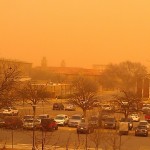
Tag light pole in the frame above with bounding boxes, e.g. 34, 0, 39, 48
32, 104, 36, 150
119, 132, 122, 150
85, 133, 88, 150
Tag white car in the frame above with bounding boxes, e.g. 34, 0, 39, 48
23, 115, 33, 122
65, 104, 76, 111
142, 106, 150, 113
101, 104, 112, 111
129, 114, 140, 122
0, 107, 19, 116
23, 119, 41, 129
54, 114, 69, 126
138, 120, 150, 130
68, 114, 85, 127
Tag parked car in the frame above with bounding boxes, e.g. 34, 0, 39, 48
138, 120, 150, 130
93, 100, 100, 107
0, 107, 19, 116
53, 103, 64, 110
101, 104, 114, 111
135, 125, 148, 137
65, 104, 76, 111
23, 119, 41, 130
54, 114, 69, 126
129, 113, 140, 122
101, 113, 111, 121
37, 114, 49, 123
77, 122, 94, 134
103, 117, 117, 129
120, 118, 133, 130
23, 115, 34, 122
142, 106, 150, 114
4, 116, 23, 129
88, 115, 100, 128
119, 121, 129, 135
68, 114, 85, 127
145, 113, 150, 122
0, 118, 5, 127
41, 118, 58, 131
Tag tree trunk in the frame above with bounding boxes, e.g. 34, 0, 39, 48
83, 109, 86, 118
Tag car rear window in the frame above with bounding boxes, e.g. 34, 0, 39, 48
55, 116, 64, 120
71, 116, 81, 120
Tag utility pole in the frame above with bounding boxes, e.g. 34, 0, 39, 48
85, 133, 88, 150
32, 104, 36, 150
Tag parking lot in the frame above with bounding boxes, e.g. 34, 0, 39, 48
0, 100, 149, 150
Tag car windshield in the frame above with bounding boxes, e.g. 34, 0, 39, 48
105, 118, 115, 121
131, 114, 138, 116
25, 120, 33, 123
67, 105, 73, 107
103, 105, 110, 107
89, 117, 98, 121
24, 116, 33, 119
71, 116, 81, 120
55, 116, 64, 120
138, 126, 147, 129
139, 122, 148, 125
121, 118, 132, 122
79, 122, 88, 127
54, 103, 58, 106
37, 115, 48, 119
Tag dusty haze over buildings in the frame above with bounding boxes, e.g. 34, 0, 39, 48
0, 0, 150, 68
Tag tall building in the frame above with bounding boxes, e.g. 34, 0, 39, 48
60, 60, 66, 67
41, 57, 47, 69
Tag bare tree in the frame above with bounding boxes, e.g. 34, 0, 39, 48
113, 90, 142, 119
19, 82, 51, 150
0, 62, 21, 108
69, 75, 99, 117
100, 61, 147, 91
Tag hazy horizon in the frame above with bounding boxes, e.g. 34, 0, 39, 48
0, 0, 150, 68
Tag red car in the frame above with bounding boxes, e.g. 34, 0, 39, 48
41, 118, 58, 131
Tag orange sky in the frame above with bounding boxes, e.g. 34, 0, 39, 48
0, 0, 150, 68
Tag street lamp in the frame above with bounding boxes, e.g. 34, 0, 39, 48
32, 104, 37, 150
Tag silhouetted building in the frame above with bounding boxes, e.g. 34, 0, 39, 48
41, 57, 47, 69
60, 60, 66, 67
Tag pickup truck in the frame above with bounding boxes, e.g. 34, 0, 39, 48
0, 107, 19, 116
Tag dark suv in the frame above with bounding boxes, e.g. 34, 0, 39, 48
77, 122, 94, 134
53, 103, 64, 110
103, 117, 117, 129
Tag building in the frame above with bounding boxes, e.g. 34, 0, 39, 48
0, 58, 32, 80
